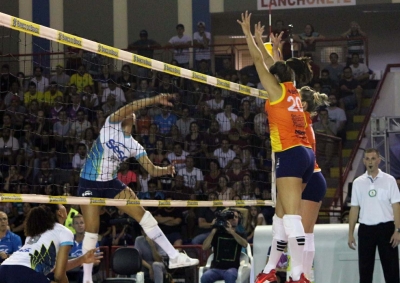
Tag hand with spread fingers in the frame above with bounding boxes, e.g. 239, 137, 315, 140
237, 11, 253, 37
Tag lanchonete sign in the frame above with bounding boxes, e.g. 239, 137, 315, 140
258, 0, 356, 10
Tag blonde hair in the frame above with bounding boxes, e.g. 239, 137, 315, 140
299, 86, 329, 112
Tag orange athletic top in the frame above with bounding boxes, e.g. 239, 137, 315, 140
304, 111, 321, 172
265, 82, 311, 152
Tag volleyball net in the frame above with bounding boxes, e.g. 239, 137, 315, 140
0, 12, 274, 207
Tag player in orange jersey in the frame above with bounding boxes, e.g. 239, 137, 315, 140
238, 11, 317, 283
298, 86, 329, 281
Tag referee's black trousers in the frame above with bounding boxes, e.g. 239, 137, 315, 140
358, 222, 399, 283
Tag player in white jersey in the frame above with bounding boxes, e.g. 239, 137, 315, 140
0, 205, 73, 283
77, 93, 199, 283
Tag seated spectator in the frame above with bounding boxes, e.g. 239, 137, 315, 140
4, 96, 26, 131
216, 102, 237, 134
92, 109, 106, 136
0, 127, 19, 171
149, 139, 167, 166
153, 197, 183, 246
66, 90, 87, 122
327, 94, 347, 142
233, 144, 256, 171
157, 74, 179, 94
96, 64, 115, 95
324, 52, 344, 87
228, 128, 248, 149
3, 165, 24, 193
141, 123, 160, 154
177, 155, 204, 194
135, 78, 154, 100
184, 121, 203, 162
167, 142, 188, 172
171, 175, 195, 200
68, 214, 100, 283
69, 64, 94, 93
349, 53, 370, 87
117, 161, 137, 190
176, 107, 194, 138
53, 110, 71, 164
339, 67, 363, 114
50, 64, 70, 92
136, 107, 152, 136
197, 59, 213, 76
164, 124, 184, 152
101, 79, 126, 105
24, 82, 44, 107
216, 175, 233, 201
319, 69, 336, 95
79, 127, 96, 151
134, 228, 168, 283
102, 93, 122, 117
98, 206, 113, 246
30, 66, 49, 93
154, 105, 178, 135
203, 159, 223, 193
341, 21, 367, 64
3, 81, 23, 107
70, 143, 87, 187
201, 209, 247, 283
0, 113, 16, 136
191, 192, 223, 245
158, 158, 173, 191
239, 100, 255, 131
216, 58, 238, 78
69, 109, 92, 144
241, 174, 257, 200
0, 211, 22, 263
0, 64, 18, 94
111, 209, 135, 246
206, 88, 225, 114
295, 23, 325, 54
226, 157, 250, 185
256, 138, 273, 184
213, 138, 235, 170
313, 107, 338, 172
44, 81, 63, 106
49, 96, 66, 124
33, 157, 56, 193
136, 166, 152, 194
205, 119, 224, 153
245, 206, 266, 243
9, 202, 31, 244
195, 102, 214, 132
81, 85, 99, 110
116, 64, 137, 103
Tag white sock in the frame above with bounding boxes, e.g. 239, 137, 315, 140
303, 233, 315, 279
82, 232, 98, 283
283, 215, 305, 281
139, 211, 179, 259
263, 215, 287, 274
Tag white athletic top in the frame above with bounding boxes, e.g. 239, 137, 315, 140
2, 223, 73, 275
351, 169, 400, 225
80, 117, 147, 181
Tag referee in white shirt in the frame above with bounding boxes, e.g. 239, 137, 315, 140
348, 148, 400, 283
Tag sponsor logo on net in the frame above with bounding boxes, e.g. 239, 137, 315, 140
164, 64, 181, 75
49, 196, 67, 204
90, 198, 106, 205
213, 200, 224, 206
0, 194, 23, 202
216, 79, 230, 89
159, 200, 171, 207
256, 199, 266, 206
11, 18, 40, 35
187, 200, 198, 207
126, 199, 141, 206
98, 44, 119, 58
235, 200, 246, 206
58, 32, 82, 47
133, 54, 152, 67
239, 84, 251, 95
192, 72, 207, 83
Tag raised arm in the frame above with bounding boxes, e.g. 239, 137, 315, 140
109, 93, 174, 123
237, 11, 281, 100
254, 22, 283, 68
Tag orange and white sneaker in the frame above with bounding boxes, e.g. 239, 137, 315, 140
255, 269, 278, 283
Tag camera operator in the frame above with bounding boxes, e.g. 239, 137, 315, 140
201, 209, 248, 283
